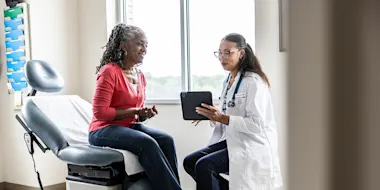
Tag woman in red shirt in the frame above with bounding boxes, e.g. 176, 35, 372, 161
88, 24, 181, 190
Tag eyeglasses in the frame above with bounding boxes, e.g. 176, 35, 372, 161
213, 49, 240, 58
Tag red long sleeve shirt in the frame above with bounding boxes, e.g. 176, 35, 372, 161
89, 63, 146, 132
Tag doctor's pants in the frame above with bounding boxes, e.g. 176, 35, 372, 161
89, 124, 181, 190
183, 140, 229, 190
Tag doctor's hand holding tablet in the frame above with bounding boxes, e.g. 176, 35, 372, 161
180, 91, 226, 125
190, 102, 222, 126
195, 103, 229, 125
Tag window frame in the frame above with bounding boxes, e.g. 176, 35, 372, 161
119, 0, 229, 105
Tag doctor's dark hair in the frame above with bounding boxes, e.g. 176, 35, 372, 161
96, 23, 145, 74
222, 33, 270, 87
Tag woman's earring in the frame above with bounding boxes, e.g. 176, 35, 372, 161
118, 51, 126, 60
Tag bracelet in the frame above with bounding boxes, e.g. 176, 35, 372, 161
136, 107, 148, 116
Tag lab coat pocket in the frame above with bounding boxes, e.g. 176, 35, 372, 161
227, 101, 245, 118
229, 147, 246, 163
233, 96, 246, 115
235, 97, 245, 106
246, 145, 274, 184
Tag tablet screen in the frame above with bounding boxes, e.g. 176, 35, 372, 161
180, 91, 213, 120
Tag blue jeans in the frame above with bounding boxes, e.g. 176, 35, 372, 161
89, 124, 181, 190
183, 140, 229, 190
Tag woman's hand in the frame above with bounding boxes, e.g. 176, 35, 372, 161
115, 106, 158, 121
137, 105, 158, 119
196, 103, 229, 125
151, 105, 158, 115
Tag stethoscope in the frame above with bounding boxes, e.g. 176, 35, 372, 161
219, 72, 244, 108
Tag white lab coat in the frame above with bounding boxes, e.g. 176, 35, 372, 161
209, 71, 283, 190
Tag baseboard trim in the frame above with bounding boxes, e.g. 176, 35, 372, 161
0, 182, 65, 190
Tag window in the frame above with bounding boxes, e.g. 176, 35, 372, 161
189, 0, 255, 99
127, 0, 182, 100
123, 0, 255, 102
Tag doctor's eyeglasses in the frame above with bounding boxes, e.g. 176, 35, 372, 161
214, 49, 240, 58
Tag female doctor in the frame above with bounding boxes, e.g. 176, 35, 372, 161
183, 33, 283, 190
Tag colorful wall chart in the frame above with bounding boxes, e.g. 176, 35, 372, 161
3, 2, 31, 107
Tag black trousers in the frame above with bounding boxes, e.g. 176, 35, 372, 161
183, 140, 229, 190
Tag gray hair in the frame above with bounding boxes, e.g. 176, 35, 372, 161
97, 23, 145, 73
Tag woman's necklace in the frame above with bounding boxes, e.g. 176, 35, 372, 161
123, 68, 138, 84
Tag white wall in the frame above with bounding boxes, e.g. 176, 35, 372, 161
28, 0, 80, 95
255, 1, 287, 189
0, 123, 3, 183
0, 137, 3, 183
0, 0, 79, 187
0, 0, 6, 183
78, 0, 108, 102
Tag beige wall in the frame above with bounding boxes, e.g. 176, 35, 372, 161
328, 0, 380, 189
287, 0, 331, 189
360, 2, 380, 189
0, 0, 288, 189
288, 0, 380, 189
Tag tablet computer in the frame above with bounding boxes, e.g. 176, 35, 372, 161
180, 91, 213, 120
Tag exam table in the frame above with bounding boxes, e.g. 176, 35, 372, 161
16, 60, 152, 190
